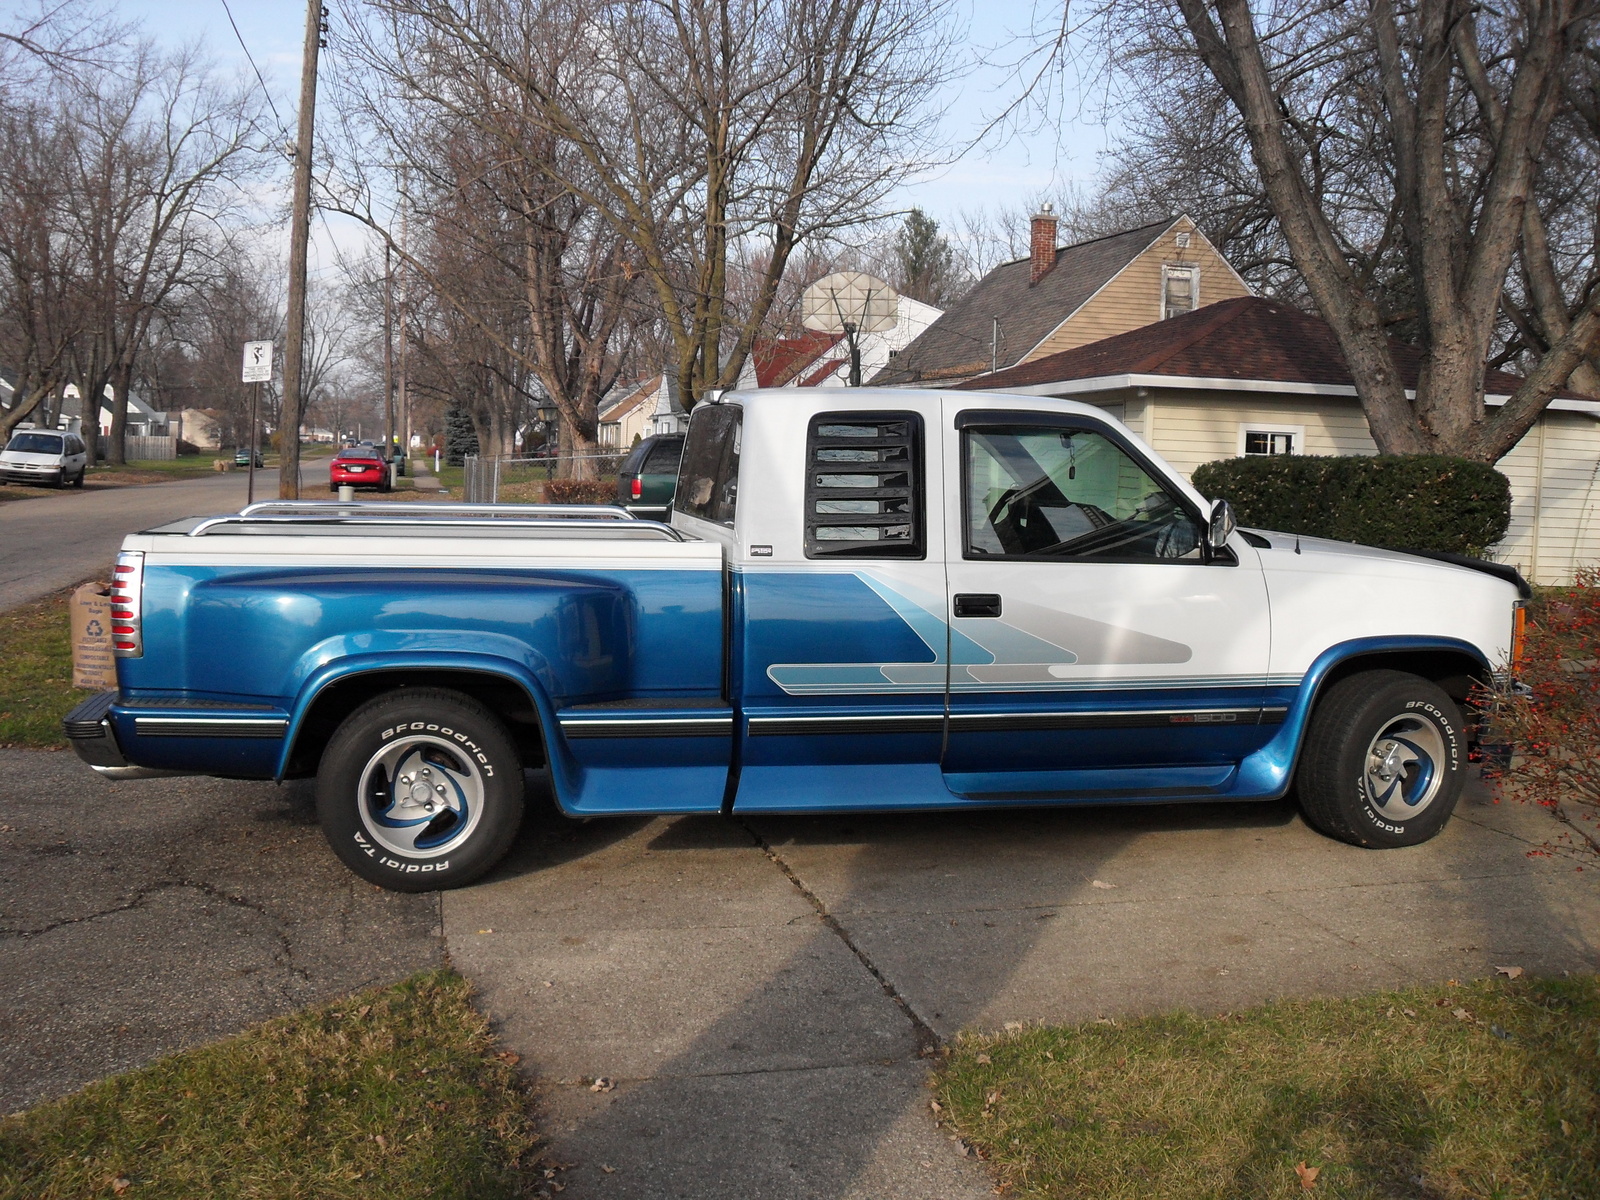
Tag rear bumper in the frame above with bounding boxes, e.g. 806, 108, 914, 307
63, 691, 129, 770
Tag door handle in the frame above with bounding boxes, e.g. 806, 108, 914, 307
953, 593, 1002, 618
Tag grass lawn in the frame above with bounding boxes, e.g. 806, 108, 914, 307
86, 456, 217, 486
937, 974, 1599, 1200
0, 484, 48, 503
0, 971, 542, 1200
0, 586, 83, 749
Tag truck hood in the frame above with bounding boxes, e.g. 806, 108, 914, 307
1245, 528, 1529, 598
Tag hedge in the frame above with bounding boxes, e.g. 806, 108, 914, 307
1190, 454, 1512, 557
543, 478, 613, 504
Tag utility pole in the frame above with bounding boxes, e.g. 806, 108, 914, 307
383, 240, 394, 483
278, 0, 326, 499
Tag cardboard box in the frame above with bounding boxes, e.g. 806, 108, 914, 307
71, 581, 116, 691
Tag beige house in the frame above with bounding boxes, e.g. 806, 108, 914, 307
964, 296, 1600, 585
597, 377, 661, 450
873, 212, 1250, 387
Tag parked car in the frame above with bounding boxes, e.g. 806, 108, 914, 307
65, 388, 1528, 893
1, 429, 87, 487
616, 433, 685, 520
234, 447, 264, 468
329, 446, 391, 492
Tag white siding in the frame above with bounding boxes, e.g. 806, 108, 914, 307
1126, 388, 1599, 585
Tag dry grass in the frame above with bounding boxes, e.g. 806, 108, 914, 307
937, 974, 1599, 1199
0, 971, 542, 1200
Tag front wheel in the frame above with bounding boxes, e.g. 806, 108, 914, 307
1294, 669, 1466, 848
315, 688, 525, 891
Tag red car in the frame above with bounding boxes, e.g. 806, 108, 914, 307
329, 447, 391, 492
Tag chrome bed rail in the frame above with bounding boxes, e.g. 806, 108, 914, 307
188, 501, 684, 541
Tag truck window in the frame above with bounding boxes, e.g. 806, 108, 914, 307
804, 412, 923, 559
964, 424, 1200, 560
675, 403, 741, 527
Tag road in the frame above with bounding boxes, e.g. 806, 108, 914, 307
0, 463, 321, 611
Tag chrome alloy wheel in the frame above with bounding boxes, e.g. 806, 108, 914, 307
356, 734, 485, 858
1362, 714, 1446, 819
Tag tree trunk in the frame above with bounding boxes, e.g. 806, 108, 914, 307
108, 362, 135, 465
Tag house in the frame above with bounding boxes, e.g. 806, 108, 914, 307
740, 295, 943, 389
959, 294, 1600, 585
597, 376, 659, 450
598, 374, 688, 448
872, 211, 1251, 388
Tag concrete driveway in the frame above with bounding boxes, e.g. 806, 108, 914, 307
447, 775, 1600, 1200
0, 461, 327, 612
3, 744, 1595, 1196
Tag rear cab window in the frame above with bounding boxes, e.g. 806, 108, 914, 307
804, 412, 924, 559
674, 404, 742, 528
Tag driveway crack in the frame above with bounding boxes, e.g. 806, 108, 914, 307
742, 821, 939, 1054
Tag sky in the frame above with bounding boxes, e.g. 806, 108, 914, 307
109, 0, 1119, 270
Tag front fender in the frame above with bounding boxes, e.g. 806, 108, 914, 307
1234, 635, 1490, 799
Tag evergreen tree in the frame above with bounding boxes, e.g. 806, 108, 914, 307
445, 407, 479, 466
893, 209, 956, 305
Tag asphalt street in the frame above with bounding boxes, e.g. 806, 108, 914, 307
0, 461, 322, 612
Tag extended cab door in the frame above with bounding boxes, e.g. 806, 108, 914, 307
728, 396, 953, 812
940, 400, 1277, 799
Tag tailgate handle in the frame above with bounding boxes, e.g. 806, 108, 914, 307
953, 593, 1002, 618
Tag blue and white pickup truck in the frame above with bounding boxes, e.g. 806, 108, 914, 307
64, 389, 1528, 891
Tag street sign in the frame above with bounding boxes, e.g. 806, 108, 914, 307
242, 340, 274, 384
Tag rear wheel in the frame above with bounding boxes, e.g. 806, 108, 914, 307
1295, 670, 1465, 848
315, 688, 525, 891
72, 468, 85, 487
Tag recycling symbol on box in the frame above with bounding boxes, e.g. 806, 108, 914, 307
85, 619, 104, 637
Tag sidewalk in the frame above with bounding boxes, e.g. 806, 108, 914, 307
445, 777, 1600, 1198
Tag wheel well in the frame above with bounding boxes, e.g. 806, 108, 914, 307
285, 669, 547, 777
1314, 650, 1488, 713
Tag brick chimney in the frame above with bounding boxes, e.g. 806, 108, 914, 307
1029, 203, 1058, 284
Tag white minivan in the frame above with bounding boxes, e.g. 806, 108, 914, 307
0, 429, 88, 487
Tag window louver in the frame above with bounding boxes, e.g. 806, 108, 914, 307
804, 412, 923, 559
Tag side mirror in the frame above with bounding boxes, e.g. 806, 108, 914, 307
1206, 498, 1236, 550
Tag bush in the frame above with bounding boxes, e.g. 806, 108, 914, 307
1191, 454, 1512, 556
543, 478, 613, 504
1481, 569, 1600, 849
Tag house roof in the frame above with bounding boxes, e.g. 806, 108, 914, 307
752, 330, 844, 388
600, 375, 660, 423
959, 294, 1600, 404
870, 218, 1180, 386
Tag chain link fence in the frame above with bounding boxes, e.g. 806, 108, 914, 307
462, 453, 625, 503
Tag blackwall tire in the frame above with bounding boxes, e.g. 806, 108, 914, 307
1294, 669, 1466, 848
315, 688, 525, 891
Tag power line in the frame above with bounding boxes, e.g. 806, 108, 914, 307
218, 0, 286, 133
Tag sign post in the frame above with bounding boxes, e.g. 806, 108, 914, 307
242, 340, 274, 506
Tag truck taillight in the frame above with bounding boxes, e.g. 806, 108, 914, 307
1510, 601, 1528, 670
111, 551, 144, 657
631, 477, 642, 500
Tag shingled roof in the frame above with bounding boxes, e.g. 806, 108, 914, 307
870, 218, 1180, 386
958, 294, 1600, 402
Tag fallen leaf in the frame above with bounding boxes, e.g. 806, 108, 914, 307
374, 1134, 388, 1150
357, 1005, 371, 1017
1561, 1119, 1573, 1136
1446, 978, 1460, 986
1402, 1008, 1417, 1017
1091, 879, 1117, 889
930, 1099, 943, 1114
600, 1165, 617, 1174
975, 1053, 991, 1065
590, 1077, 615, 1093
496, 1051, 522, 1066
477, 929, 494, 935
1294, 1162, 1320, 1190
1495, 965, 1525, 979
1003, 1021, 1023, 1032
1452, 1008, 1472, 1021
1434, 997, 1450, 1007
110, 1178, 132, 1196
954, 1140, 970, 1157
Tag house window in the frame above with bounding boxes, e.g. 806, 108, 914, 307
1162, 265, 1197, 318
1240, 424, 1304, 456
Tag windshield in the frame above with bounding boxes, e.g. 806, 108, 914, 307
5, 433, 64, 454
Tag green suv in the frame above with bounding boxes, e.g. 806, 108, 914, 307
616, 434, 684, 521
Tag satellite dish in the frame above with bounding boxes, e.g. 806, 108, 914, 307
802, 272, 899, 334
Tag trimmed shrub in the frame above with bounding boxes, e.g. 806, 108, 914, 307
543, 478, 612, 504
1190, 454, 1512, 556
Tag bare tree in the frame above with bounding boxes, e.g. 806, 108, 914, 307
1063, 0, 1600, 462
344, 0, 957, 413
